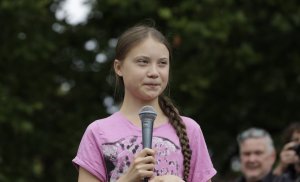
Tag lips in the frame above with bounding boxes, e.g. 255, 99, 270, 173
144, 83, 160, 90
144, 83, 160, 86
245, 163, 260, 170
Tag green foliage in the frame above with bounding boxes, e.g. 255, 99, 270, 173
1, 0, 300, 181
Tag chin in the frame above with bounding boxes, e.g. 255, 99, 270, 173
141, 95, 159, 102
144, 93, 160, 99
246, 175, 260, 180
245, 172, 260, 180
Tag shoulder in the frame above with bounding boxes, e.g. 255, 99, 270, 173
85, 112, 121, 133
179, 116, 206, 140
180, 116, 201, 132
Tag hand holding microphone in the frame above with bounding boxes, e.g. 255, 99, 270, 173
118, 106, 157, 182
117, 148, 156, 182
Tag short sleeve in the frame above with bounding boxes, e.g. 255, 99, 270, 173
187, 121, 217, 182
72, 123, 107, 181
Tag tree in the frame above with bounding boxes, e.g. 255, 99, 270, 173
0, 0, 299, 181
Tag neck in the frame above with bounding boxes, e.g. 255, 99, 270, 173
119, 96, 168, 127
120, 92, 162, 114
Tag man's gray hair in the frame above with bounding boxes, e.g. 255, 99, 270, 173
237, 127, 274, 153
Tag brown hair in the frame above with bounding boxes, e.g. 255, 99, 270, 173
158, 95, 192, 180
114, 24, 192, 181
282, 122, 300, 144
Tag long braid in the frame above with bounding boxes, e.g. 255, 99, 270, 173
159, 95, 192, 181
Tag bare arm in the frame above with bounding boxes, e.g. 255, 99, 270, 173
78, 167, 101, 182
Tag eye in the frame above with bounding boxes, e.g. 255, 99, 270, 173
158, 59, 169, 66
136, 58, 148, 65
242, 152, 250, 157
255, 151, 263, 156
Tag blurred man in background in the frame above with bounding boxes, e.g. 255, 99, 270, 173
235, 128, 277, 182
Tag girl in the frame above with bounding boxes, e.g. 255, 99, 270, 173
73, 24, 216, 182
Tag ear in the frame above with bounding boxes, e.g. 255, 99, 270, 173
270, 150, 276, 164
114, 59, 123, 76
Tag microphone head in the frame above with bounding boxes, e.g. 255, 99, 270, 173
139, 105, 157, 121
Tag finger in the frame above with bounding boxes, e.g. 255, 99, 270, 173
140, 163, 155, 170
282, 150, 296, 157
282, 151, 293, 159
137, 168, 154, 179
144, 155, 156, 164
283, 141, 298, 150
132, 155, 155, 169
286, 150, 297, 159
135, 148, 153, 158
139, 148, 156, 157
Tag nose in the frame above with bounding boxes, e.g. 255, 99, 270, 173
248, 153, 257, 162
147, 64, 159, 78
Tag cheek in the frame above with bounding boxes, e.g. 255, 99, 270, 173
164, 74, 169, 83
240, 157, 248, 165
124, 68, 143, 79
264, 155, 274, 164
162, 69, 169, 81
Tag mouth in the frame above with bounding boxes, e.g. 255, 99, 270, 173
245, 164, 259, 170
144, 83, 160, 86
144, 83, 160, 89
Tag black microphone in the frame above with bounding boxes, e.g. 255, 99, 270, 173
139, 105, 157, 149
139, 106, 157, 182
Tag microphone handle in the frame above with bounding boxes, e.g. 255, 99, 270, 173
142, 119, 153, 182
142, 119, 154, 149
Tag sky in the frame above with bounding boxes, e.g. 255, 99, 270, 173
56, 0, 92, 25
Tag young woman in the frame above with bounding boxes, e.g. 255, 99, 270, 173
73, 24, 216, 182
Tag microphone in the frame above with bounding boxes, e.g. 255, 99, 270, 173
139, 106, 157, 182
139, 105, 157, 149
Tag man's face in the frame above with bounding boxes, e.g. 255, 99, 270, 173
240, 138, 275, 182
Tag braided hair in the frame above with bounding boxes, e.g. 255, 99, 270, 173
159, 95, 192, 181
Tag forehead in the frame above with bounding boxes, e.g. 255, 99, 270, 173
127, 38, 169, 55
240, 138, 268, 152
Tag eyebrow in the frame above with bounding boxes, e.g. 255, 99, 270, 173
134, 55, 149, 60
134, 55, 169, 60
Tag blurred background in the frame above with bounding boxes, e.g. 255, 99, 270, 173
1, 0, 300, 181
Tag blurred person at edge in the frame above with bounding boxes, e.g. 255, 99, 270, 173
273, 122, 300, 181
234, 128, 280, 182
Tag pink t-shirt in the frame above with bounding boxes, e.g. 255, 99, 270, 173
73, 112, 216, 182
